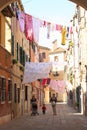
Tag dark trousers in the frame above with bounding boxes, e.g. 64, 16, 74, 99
42, 110, 46, 114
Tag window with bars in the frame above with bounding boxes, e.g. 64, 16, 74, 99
8, 80, 12, 102
0, 77, 6, 102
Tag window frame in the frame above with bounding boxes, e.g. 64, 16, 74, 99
8, 79, 12, 103
0, 77, 6, 103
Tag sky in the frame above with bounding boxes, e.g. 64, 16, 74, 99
21, 0, 76, 25
21, 0, 76, 48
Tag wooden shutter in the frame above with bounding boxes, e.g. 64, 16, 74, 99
11, 35, 14, 56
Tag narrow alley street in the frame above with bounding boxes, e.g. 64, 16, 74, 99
0, 103, 87, 130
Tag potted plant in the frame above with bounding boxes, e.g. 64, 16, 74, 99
19, 65, 24, 71
12, 59, 18, 65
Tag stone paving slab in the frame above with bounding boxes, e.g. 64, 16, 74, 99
0, 103, 87, 130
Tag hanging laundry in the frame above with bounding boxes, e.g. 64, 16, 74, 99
42, 79, 47, 85
70, 27, 73, 34
49, 79, 66, 94
49, 79, 57, 91
25, 14, 33, 41
47, 78, 51, 85
56, 24, 62, 32
18, 12, 25, 32
70, 27, 73, 40
47, 22, 51, 39
14, 4, 20, 19
66, 26, 69, 38
51, 23, 56, 32
61, 26, 66, 45
43, 21, 47, 27
32, 17, 41, 43
23, 62, 52, 83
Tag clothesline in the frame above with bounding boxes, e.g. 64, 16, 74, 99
17, 9, 73, 44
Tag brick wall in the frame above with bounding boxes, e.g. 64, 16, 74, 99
0, 45, 11, 117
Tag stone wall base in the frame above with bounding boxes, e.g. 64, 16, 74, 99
0, 114, 11, 125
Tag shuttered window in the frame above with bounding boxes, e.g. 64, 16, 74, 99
23, 50, 25, 66
11, 35, 14, 56
0, 77, 6, 102
17, 42, 19, 61
25, 86, 28, 101
14, 83, 17, 103
18, 88, 20, 103
20, 46, 23, 64
20, 47, 26, 66
8, 80, 12, 102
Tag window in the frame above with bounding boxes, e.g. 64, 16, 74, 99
20, 46, 23, 64
14, 83, 17, 103
0, 77, 2, 102
11, 35, 14, 56
23, 50, 25, 66
32, 43, 35, 53
0, 77, 6, 102
39, 53, 43, 62
8, 80, 12, 102
42, 52, 46, 58
25, 86, 28, 101
18, 88, 20, 103
20, 47, 25, 66
54, 56, 58, 61
17, 42, 19, 61
0, 16, 1, 43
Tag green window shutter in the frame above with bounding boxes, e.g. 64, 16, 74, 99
20, 47, 23, 64
17, 42, 18, 61
11, 35, 14, 56
14, 83, 17, 103
23, 50, 25, 66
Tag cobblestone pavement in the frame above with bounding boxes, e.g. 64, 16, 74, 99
0, 103, 87, 130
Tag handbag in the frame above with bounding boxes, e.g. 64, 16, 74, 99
52, 101, 56, 106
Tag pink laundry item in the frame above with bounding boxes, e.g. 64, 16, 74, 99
25, 14, 33, 41
18, 12, 25, 32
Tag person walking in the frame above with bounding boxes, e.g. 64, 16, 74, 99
30, 95, 39, 116
50, 94, 57, 115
